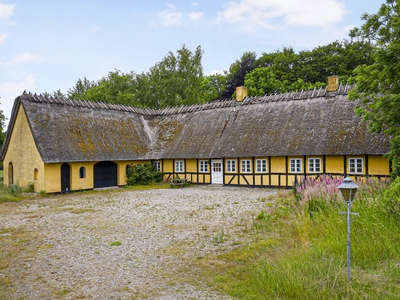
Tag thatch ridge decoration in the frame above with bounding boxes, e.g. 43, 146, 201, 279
21, 84, 353, 118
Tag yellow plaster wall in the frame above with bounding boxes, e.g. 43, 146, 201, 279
270, 175, 279, 186
186, 159, 197, 172
270, 157, 286, 173
43, 163, 62, 193
368, 156, 389, 175
326, 156, 344, 174
163, 160, 173, 173
3, 104, 45, 191
225, 175, 238, 185
241, 175, 253, 185
71, 162, 96, 190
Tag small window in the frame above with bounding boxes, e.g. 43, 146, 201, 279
200, 160, 209, 172
226, 160, 236, 172
79, 166, 86, 178
126, 165, 131, 175
349, 158, 363, 174
154, 161, 161, 172
34, 168, 38, 180
241, 160, 251, 173
256, 159, 267, 173
308, 158, 321, 173
175, 161, 184, 173
290, 159, 302, 173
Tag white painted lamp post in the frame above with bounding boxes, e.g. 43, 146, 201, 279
337, 176, 359, 281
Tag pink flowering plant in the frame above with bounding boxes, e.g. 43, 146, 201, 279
293, 174, 389, 214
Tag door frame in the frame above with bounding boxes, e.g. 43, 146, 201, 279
211, 159, 223, 184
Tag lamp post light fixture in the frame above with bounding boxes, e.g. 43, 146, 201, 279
337, 176, 359, 282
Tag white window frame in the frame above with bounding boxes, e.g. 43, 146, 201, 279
154, 161, 161, 172
175, 160, 184, 173
226, 160, 236, 172
349, 158, 363, 174
290, 158, 302, 173
256, 159, 267, 173
200, 160, 209, 173
308, 158, 321, 173
241, 160, 251, 173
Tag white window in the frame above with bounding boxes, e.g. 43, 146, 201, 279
290, 159, 302, 173
175, 161, 184, 172
154, 161, 161, 172
256, 159, 267, 172
226, 160, 236, 172
200, 160, 209, 172
241, 160, 251, 173
308, 158, 321, 173
349, 158, 363, 174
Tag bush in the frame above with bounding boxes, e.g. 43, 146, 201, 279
8, 184, 22, 195
126, 162, 163, 186
380, 176, 400, 221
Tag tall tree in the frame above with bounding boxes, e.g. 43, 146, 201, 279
134, 45, 204, 108
348, 0, 400, 178
67, 77, 94, 99
0, 104, 6, 148
221, 51, 257, 99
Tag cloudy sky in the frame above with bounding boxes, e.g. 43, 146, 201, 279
0, 0, 383, 125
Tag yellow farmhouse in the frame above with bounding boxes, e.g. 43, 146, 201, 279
0, 83, 391, 193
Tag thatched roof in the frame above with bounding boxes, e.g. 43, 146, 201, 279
0, 86, 391, 163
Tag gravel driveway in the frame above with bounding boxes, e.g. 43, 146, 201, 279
1, 185, 277, 299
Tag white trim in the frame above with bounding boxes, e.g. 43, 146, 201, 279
211, 159, 223, 184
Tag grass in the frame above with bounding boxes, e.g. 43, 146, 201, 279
180, 178, 400, 299
0, 178, 398, 299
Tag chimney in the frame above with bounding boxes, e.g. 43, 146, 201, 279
236, 86, 248, 102
327, 75, 339, 92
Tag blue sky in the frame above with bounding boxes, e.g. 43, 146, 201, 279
0, 0, 383, 125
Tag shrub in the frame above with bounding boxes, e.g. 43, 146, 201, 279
380, 176, 400, 221
126, 162, 163, 186
8, 184, 22, 195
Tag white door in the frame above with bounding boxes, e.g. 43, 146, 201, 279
211, 159, 223, 184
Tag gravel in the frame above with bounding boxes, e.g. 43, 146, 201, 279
1, 185, 277, 299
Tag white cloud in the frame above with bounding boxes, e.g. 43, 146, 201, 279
0, 74, 36, 125
217, 0, 350, 31
189, 11, 203, 21
0, 3, 15, 19
5, 52, 43, 66
207, 69, 223, 75
0, 33, 8, 43
192, 2, 199, 7
159, 4, 183, 26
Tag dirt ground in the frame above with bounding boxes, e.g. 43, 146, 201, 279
0, 185, 277, 299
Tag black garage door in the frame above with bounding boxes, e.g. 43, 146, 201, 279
94, 161, 117, 188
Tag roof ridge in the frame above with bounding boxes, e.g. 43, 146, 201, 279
21, 84, 353, 117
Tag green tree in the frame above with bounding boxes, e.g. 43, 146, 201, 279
67, 77, 94, 99
199, 73, 226, 102
244, 67, 283, 96
0, 105, 6, 147
83, 69, 138, 105
348, 0, 400, 178
221, 51, 257, 99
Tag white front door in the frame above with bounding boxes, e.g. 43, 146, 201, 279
211, 159, 223, 184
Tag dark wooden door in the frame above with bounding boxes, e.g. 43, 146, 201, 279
94, 161, 117, 188
61, 163, 70, 192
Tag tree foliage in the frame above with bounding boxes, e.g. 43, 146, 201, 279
126, 162, 163, 186
221, 51, 257, 99
348, 0, 400, 178
56, 38, 374, 107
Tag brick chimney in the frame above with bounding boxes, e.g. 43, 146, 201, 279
327, 75, 339, 92
236, 86, 248, 102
